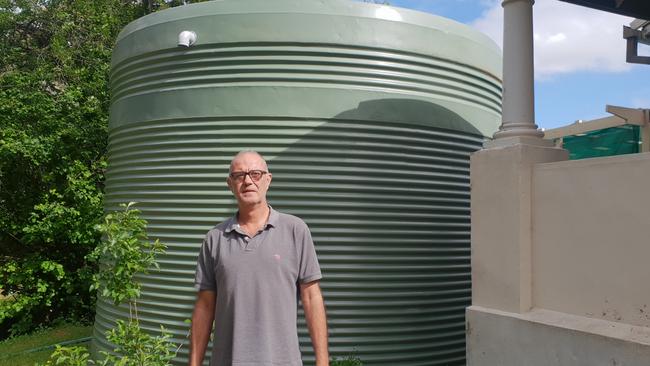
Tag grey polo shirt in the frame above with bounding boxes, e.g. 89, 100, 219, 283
194, 207, 322, 366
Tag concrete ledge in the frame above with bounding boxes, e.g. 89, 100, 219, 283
467, 306, 650, 366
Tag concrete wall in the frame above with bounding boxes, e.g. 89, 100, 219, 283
471, 143, 568, 313
533, 153, 650, 328
468, 146, 650, 365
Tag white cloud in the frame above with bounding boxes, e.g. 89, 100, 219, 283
470, 0, 635, 78
631, 97, 650, 108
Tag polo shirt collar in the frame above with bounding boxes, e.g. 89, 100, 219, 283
224, 205, 278, 234
266, 206, 279, 228
224, 216, 239, 234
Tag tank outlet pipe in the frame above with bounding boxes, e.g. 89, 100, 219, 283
178, 31, 197, 47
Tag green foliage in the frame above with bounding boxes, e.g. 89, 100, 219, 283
89, 203, 166, 305
0, 0, 212, 345
0, 159, 103, 337
41, 346, 93, 366
0, 0, 143, 337
331, 355, 363, 366
42, 204, 176, 366
0, 257, 72, 336
98, 321, 176, 366
90, 203, 174, 366
0, 322, 91, 366
40, 321, 176, 366
0, 322, 91, 354
0, 0, 208, 338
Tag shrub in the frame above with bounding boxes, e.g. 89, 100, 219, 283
43, 345, 93, 366
331, 354, 363, 366
0, 161, 102, 337
41, 203, 176, 366
0, 0, 142, 337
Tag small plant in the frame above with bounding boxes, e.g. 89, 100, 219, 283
41, 203, 176, 366
98, 320, 176, 366
88, 202, 165, 305
43, 345, 93, 366
331, 354, 363, 366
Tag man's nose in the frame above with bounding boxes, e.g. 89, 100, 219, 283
243, 173, 254, 183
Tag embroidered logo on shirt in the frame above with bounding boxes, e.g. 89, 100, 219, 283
273, 254, 281, 260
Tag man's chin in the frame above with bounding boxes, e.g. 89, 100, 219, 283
237, 197, 264, 207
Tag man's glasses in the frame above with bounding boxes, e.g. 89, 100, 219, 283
229, 170, 268, 182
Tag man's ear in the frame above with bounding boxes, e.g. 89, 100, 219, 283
226, 177, 233, 192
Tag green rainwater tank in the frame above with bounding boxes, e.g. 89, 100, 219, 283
94, 1, 502, 365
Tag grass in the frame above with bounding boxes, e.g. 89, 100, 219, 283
0, 323, 92, 366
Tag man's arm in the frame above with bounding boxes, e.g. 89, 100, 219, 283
189, 290, 216, 366
300, 281, 329, 366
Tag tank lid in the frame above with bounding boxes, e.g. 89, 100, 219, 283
113, 0, 501, 79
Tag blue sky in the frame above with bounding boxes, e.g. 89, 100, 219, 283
380, 0, 650, 130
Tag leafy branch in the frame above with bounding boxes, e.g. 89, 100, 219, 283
41, 203, 177, 366
88, 202, 165, 306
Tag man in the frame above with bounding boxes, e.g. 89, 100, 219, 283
190, 150, 329, 366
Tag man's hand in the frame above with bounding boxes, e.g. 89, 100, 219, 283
189, 290, 216, 366
300, 281, 329, 366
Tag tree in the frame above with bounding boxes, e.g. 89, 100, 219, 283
0, 0, 146, 338
0, 0, 211, 339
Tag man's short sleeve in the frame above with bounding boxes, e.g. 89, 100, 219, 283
194, 236, 217, 291
297, 223, 322, 284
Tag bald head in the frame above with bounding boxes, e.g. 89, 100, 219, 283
229, 150, 268, 173
227, 150, 272, 208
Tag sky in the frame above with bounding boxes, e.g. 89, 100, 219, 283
379, 0, 650, 130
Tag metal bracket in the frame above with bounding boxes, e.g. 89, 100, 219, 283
623, 20, 650, 65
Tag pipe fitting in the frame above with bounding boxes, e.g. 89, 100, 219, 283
178, 31, 197, 47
